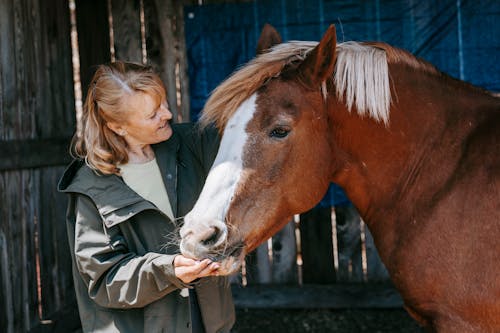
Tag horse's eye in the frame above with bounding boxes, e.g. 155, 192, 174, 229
269, 127, 290, 139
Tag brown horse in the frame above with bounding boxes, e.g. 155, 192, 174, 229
180, 24, 500, 332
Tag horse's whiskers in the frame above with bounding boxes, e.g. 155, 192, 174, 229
160, 225, 183, 252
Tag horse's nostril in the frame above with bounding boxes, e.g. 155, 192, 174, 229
202, 227, 220, 246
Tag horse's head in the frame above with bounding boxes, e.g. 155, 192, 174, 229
180, 25, 339, 275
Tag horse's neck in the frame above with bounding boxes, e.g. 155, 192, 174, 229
328, 66, 494, 228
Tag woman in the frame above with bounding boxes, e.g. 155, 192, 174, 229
58, 62, 235, 333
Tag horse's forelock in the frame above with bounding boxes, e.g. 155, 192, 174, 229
200, 42, 317, 133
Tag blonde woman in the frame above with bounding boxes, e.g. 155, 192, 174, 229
58, 62, 235, 333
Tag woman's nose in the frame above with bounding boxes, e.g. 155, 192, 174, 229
161, 104, 173, 120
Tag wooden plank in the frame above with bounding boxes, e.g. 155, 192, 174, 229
143, 0, 179, 120
0, 0, 76, 331
299, 206, 336, 283
0, 226, 14, 333
35, 0, 76, 138
271, 220, 297, 283
242, 222, 297, 285
144, 0, 190, 122
38, 166, 75, 318
335, 204, 364, 282
0, 137, 72, 171
110, 0, 143, 63
11, 0, 35, 140
241, 248, 263, 285
253, 242, 272, 283
75, 0, 111, 100
232, 283, 404, 309
22, 170, 40, 332
0, 0, 19, 141
1, 0, 75, 140
173, 3, 191, 122
0, 170, 39, 332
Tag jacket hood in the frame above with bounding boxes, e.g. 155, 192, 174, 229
58, 159, 160, 227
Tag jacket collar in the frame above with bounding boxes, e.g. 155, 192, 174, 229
58, 129, 182, 227
58, 159, 157, 228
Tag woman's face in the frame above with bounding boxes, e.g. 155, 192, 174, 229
119, 91, 173, 147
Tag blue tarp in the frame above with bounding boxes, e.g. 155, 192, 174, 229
184, 0, 500, 205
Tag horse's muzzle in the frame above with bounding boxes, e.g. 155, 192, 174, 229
179, 218, 228, 259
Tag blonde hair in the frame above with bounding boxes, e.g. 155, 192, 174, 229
72, 61, 166, 175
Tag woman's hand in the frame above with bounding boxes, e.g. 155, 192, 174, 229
173, 255, 220, 284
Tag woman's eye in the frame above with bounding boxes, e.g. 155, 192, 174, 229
269, 127, 290, 139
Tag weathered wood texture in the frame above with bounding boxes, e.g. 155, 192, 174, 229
243, 220, 298, 285
144, 0, 191, 122
0, 0, 76, 332
300, 206, 337, 283
75, 0, 111, 100
0, 138, 72, 170
110, 0, 143, 63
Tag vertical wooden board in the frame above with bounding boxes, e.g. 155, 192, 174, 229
243, 243, 272, 284
172, 3, 191, 122
22, 170, 40, 330
255, 243, 273, 283
271, 220, 297, 284
0, 0, 76, 327
4, 171, 24, 331
36, 0, 76, 138
0, 233, 13, 333
21, 0, 44, 139
243, 222, 297, 285
143, 0, 179, 120
11, 0, 31, 139
0, 0, 12, 140
0, 0, 18, 140
39, 166, 75, 316
144, 0, 190, 122
110, 0, 143, 63
0, 170, 39, 332
334, 204, 364, 282
299, 205, 336, 284
0, 173, 13, 333
75, 0, 111, 100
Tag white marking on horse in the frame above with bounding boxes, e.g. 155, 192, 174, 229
183, 94, 257, 230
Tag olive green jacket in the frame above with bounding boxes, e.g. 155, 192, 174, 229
58, 123, 235, 333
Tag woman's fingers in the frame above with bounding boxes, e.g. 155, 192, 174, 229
173, 255, 197, 267
174, 256, 220, 283
197, 262, 220, 277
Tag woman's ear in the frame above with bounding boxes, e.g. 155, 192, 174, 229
106, 122, 127, 136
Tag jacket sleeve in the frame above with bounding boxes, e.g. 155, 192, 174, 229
73, 195, 189, 309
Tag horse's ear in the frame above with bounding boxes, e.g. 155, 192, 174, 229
256, 24, 282, 54
297, 24, 337, 88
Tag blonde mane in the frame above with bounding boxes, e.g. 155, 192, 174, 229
201, 41, 438, 130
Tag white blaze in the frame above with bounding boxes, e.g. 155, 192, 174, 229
186, 94, 257, 223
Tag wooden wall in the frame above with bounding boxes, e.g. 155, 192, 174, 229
75, 0, 193, 123
0, 0, 77, 332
